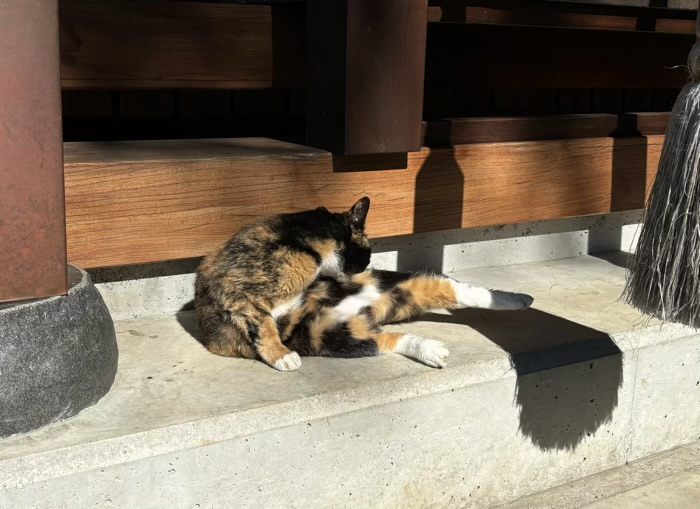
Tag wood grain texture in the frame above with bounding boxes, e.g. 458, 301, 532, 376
64, 136, 662, 268
59, 0, 304, 89
422, 115, 619, 145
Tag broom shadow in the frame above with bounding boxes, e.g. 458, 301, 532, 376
420, 307, 623, 451
176, 298, 623, 452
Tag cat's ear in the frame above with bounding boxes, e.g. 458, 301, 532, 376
349, 197, 370, 227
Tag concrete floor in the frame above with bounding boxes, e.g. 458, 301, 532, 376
495, 441, 700, 509
2, 255, 700, 508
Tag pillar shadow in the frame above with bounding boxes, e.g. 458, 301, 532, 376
611, 115, 649, 217
421, 307, 623, 451
400, 121, 464, 272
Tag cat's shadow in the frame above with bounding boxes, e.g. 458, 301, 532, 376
176, 301, 203, 344
176, 303, 622, 452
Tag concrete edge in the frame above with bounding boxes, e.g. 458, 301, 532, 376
4, 317, 699, 490
493, 442, 700, 509
0, 356, 514, 489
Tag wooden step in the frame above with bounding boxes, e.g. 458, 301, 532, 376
64, 133, 662, 268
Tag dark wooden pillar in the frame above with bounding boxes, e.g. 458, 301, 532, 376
0, 0, 67, 302
306, 0, 428, 155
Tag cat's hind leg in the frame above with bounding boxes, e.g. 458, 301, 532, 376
371, 273, 533, 326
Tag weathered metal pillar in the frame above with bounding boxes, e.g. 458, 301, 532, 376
0, 0, 67, 302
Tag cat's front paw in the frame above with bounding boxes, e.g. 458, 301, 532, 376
418, 339, 449, 368
273, 351, 302, 371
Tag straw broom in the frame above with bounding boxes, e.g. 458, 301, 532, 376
623, 12, 700, 328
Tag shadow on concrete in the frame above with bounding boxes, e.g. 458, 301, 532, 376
590, 250, 632, 270
422, 307, 623, 451
175, 292, 623, 452
175, 302, 205, 345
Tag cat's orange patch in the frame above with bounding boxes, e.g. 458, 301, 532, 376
256, 316, 291, 365
347, 315, 374, 340
399, 277, 457, 309
309, 239, 337, 259
376, 332, 404, 353
351, 271, 375, 286
279, 249, 320, 294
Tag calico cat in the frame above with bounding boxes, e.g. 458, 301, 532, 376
195, 197, 533, 371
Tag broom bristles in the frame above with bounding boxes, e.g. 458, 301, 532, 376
623, 42, 700, 327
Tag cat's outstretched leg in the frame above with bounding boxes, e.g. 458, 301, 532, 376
377, 332, 449, 368
256, 315, 302, 371
371, 272, 533, 325
450, 280, 533, 311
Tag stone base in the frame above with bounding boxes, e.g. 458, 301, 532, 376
0, 266, 118, 438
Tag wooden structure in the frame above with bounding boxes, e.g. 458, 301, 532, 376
2, 0, 698, 300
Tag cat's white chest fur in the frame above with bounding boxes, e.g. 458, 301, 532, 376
271, 294, 303, 320
317, 251, 343, 279
333, 285, 382, 321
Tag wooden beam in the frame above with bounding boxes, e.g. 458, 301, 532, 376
422, 114, 620, 145
421, 113, 671, 145
60, 0, 692, 93
623, 112, 671, 135
306, 0, 428, 155
59, 0, 304, 89
544, 0, 697, 8
425, 23, 693, 89
0, 0, 67, 302
428, 0, 696, 32
64, 135, 661, 269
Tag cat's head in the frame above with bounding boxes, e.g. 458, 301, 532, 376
341, 197, 371, 275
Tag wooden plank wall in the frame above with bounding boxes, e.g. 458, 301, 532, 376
64, 136, 662, 268
59, 0, 305, 89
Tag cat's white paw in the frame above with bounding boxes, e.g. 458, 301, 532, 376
273, 351, 302, 371
395, 334, 449, 369
417, 339, 449, 368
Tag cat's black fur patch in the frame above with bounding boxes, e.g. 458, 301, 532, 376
318, 323, 379, 358
372, 270, 414, 292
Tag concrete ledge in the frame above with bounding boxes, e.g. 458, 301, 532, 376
0, 256, 698, 508
0, 266, 118, 438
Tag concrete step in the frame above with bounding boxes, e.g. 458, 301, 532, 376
2, 255, 700, 509
494, 441, 700, 509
